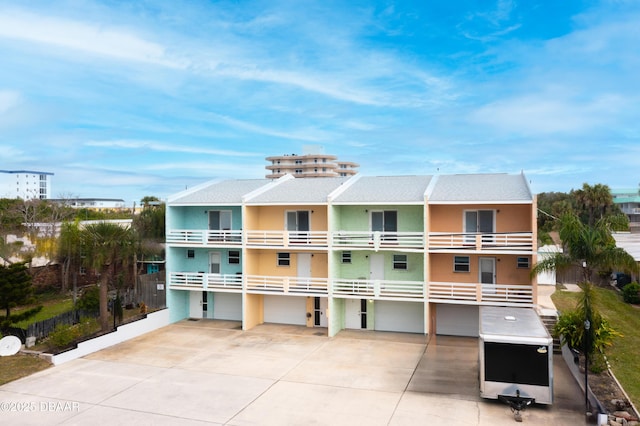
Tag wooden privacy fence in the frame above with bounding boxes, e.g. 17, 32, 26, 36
118, 272, 166, 310
27, 309, 98, 341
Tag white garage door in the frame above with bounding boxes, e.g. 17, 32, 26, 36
264, 295, 306, 325
212, 292, 242, 321
375, 301, 424, 334
436, 304, 479, 337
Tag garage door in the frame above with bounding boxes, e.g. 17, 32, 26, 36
436, 304, 479, 337
264, 295, 306, 325
212, 292, 242, 321
375, 301, 424, 334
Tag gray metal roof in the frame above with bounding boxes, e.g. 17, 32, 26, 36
333, 175, 432, 204
170, 179, 269, 204
246, 177, 350, 204
612, 233, 640, 262
429, 173, 533, 203
480, 307, 551, 343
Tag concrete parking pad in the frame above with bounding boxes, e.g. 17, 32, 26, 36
0, 320, 586, 425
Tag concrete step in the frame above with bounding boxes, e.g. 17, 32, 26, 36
538, 313, 562, 354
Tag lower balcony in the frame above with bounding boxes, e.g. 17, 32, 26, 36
428, 281, 533, 305
245, 275, 329, 295
333, 278, 425, 300
169, 272, 243, 292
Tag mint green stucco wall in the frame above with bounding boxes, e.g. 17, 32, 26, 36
333, 205, 424, 231
333, 251, 424, 281
329, 297, 345, 336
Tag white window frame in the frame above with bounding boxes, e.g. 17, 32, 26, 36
277, 252, 290, 267
228, 250, 240, 264
393, 254, 408, 270
454, 256, 470, 273
517, 256, 530, 268
342, 251, 352, 264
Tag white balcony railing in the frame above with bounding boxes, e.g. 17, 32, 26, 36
245, 275, 329, 295
169, 272, 242, 292
332, 231, 425, 251
166, 229, 242, 245
245, 231, 329, 247
333, 278, 425, 299
428, 232, 533, 252
428, 282, 533, 305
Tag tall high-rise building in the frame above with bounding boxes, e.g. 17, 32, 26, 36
0, 170, 53, 200
265, 153, 359, 179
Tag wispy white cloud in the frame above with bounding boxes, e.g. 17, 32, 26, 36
470, 92, 628, 135
208, 114, 333, 142
85, 140, 261, 157
0, 90, 21, 114
0, 8, 184, 68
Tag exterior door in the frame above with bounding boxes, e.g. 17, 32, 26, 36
345, 298, 366, 329
189, 291, 208, 318
371, 210, 397, 240
287, 210, 310, 242
314, 297, 328, 327
209, 210, 232, 241
370, 253, 384, 282
465, 210, 494, 243
297, 253, 312, 287
465, 211, 494, 232
209, 252, 221, 274
479, 257, 496, 294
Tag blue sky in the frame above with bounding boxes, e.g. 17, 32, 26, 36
1, 0, 638, 205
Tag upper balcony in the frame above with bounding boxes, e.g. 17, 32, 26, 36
245, 231, 329, 248
332, 231, 425, 252
166, 229, 242, 247
427, 232, 534, 254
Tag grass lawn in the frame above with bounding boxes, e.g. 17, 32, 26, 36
9, 296, 74, 328
0, 354, 51, 386
552, 286, 640, 408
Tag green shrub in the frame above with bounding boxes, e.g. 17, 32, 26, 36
48, 323, 80, 350
554, 309, 622, 373
77, 286, 100, 313
77, 317, 99, 336
622, 282, 640, 304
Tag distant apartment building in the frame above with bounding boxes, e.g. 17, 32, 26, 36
0, 170, 53, 200
266, 153, 359, 179
50, 198, 127, 210
612, 188, 640, 232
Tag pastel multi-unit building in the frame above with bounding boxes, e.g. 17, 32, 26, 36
166, 173, 537, 337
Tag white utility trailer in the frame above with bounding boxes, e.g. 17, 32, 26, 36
479, 306, 554, 405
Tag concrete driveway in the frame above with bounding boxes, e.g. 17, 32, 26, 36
0, 320, 585, 425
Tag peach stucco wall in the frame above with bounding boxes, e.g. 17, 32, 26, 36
430, 253, 532, 285
244, 206, 328, 231
428, 204, 533, 233
245, 250, 328, 277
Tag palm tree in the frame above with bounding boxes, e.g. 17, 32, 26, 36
533, 213, 637, 284
81, 222, 137, 331
57, 220, 83, 293
533, 213, 637, 357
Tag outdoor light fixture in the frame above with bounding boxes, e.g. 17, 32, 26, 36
537, 346, 548, 354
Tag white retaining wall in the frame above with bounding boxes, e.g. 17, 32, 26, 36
50, 309, 170, 365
